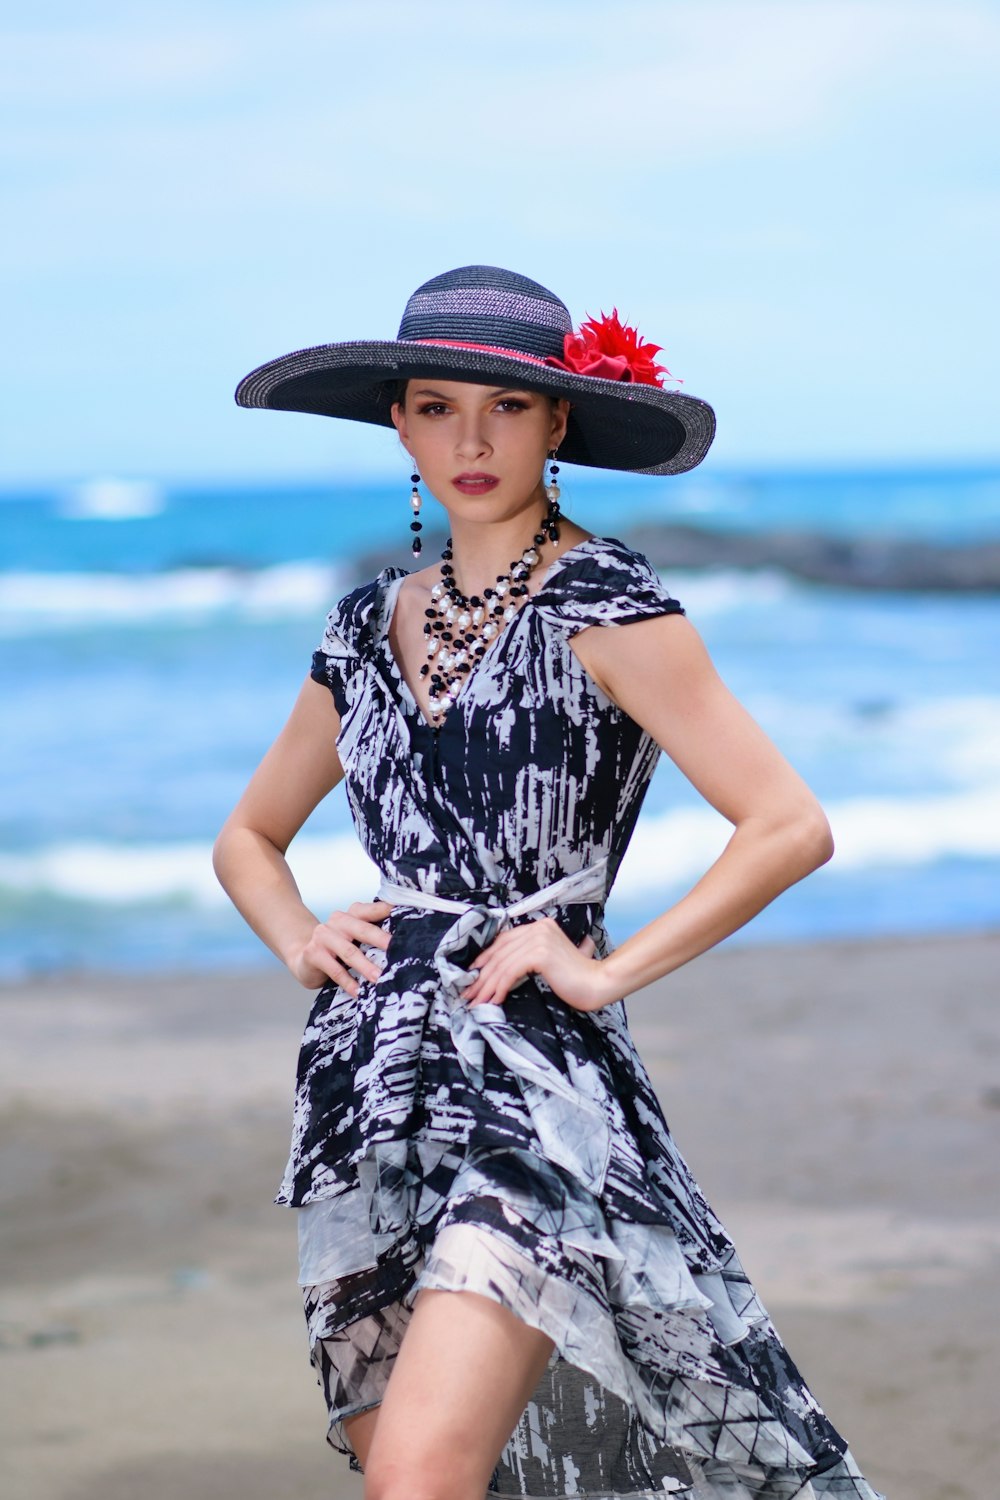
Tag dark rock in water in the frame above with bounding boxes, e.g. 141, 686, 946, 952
26, 1323, 82, 1349
851, 698, 896, 721
348, 529, 448, 584
342, 523, 1000, 592
622, 524, 1000, 592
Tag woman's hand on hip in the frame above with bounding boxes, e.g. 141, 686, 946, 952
287, 900, 394, 994
462, 918, 612, 1012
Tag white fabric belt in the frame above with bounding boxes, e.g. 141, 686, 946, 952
375, 857, 609, 920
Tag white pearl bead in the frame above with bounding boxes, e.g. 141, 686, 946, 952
503, 604, 516, 622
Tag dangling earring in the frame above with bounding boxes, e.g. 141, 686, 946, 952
545, 450, 561, 505
409, 470, 423, 558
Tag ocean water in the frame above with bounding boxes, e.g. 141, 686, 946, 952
2, 468, 998, 978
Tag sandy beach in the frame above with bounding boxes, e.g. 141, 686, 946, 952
2, 931, 998, 1500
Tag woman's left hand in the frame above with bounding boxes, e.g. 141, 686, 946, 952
462, 918, 613, 1012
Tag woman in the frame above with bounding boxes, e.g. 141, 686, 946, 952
215, 266, 884, 1499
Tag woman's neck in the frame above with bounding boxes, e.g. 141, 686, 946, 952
443, 496, 553, 599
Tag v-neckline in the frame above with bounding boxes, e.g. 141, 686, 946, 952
377, 536, 604, 732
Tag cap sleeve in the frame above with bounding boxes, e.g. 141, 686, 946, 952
533, 536, 684, 638
309, 568, 404, 714
310, 614, 352, 683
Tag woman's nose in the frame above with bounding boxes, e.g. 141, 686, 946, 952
455, 421, 491, 460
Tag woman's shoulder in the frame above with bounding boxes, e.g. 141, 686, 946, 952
318, 564, 406, 656
534, 534, 684, 634
570, 533, 651, 564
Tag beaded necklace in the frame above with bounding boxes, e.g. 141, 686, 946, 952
419, 495, 562, 727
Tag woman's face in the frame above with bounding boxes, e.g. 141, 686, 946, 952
390, 380, 569, 522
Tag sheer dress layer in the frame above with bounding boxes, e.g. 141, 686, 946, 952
288, 536, 884, 1500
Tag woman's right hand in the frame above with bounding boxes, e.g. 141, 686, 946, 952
287, 900, 394, 994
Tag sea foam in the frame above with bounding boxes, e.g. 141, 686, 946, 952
56, 479, 166, 520
0, 834, 379, 911
0, 563, 782, 637
4, 784, 999, 914
0, 562, 343, 635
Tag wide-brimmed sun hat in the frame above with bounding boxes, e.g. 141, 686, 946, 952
235, 265, 715, 475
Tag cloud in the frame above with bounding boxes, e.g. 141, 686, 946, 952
6, 2, 1000, 150
2, 1, 998, 475
5, 0, 997, 287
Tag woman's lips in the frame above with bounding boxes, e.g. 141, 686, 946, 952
452, 473, 499, 495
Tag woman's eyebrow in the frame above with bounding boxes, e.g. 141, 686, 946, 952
410, 387, 530, 400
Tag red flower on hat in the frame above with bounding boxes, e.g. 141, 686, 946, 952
546, 309, 678, 387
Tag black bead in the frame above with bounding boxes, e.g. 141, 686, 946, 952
411, 538, 422, 555
410, 520, 422, 532
419, 664, 429, 677
469, 595, 482, 606
424, 608, 437, 618
533, 532, 545, 546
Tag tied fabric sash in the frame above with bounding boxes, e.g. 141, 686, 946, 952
375, 858, 609, 921
374, 859, 613, 1196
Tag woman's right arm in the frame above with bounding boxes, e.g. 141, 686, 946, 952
212, 674, 390, 992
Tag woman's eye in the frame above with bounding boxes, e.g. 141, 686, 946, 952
495, 399, 529, 413
416, 403, 449, 416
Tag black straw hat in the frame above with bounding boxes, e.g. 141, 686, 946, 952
235, 265, 715, 475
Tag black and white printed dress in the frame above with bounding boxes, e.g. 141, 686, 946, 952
286, 535, 884, 1500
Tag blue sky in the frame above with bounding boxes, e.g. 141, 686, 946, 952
3, 0, 999, 485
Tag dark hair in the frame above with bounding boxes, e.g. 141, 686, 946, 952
376, 378, 408, 414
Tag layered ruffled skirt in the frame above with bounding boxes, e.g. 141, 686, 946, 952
281, 903, 885, 1500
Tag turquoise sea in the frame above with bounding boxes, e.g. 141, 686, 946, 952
2, 466, 999, 977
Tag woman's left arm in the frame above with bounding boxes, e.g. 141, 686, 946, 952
464, 613, 834, 1010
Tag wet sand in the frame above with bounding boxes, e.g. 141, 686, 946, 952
2, 931, 998, 1500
